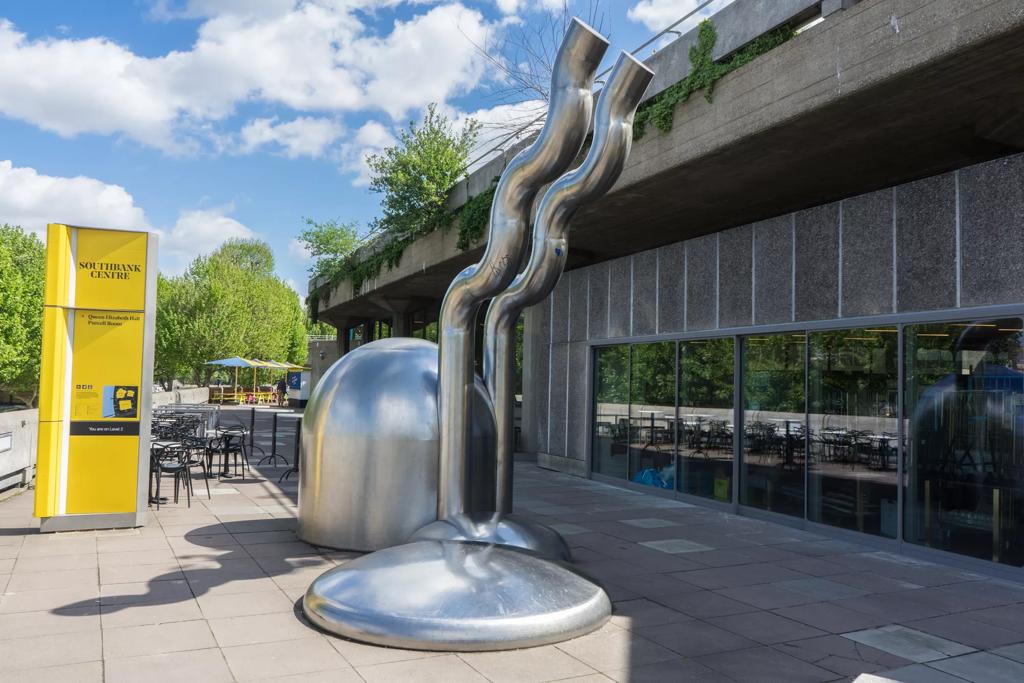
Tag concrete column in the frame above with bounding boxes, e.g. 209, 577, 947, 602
520, 304, 545, 456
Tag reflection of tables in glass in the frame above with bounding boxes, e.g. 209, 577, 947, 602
769, 418, 804, 468
679, 413, 713, 458
636, 411, 664, 448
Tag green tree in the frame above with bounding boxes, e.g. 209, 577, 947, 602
297, 218, 359, 280
155, 239, 307, 385
0, 225, 45, 406
367, 103, 481, 240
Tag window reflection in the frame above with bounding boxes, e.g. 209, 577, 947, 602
678, 339, 734, 501
905, 319, 1024, 566
808, 328, 899, 536
592, 345, 629, 478
742, 334, 806, 517
628, 342, 677, 489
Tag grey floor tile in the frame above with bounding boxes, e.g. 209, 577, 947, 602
905, 614, 1024, 650
655, 589, 756, 618
609, 598, 691, 630
620, 518, 678, 529
696, 645, 837, 682
991, 642, 1024, 664
774, 634, 912, 677
605, 657, 733, 682
635, 619, 758, 657
708, 610, 827, 644
928, 651, 1024, 682
859, 663, 970, 682
639, 539, 713, 554
842, 624, 975, 663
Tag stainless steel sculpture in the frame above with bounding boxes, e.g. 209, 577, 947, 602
303, 18, 655, 651
436, 18, 609, 521
297, 338, 495, 551
304, 540, 610, 651
411, 52, 654, 560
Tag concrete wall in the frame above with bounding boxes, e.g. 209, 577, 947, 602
308, 339, 342, 393
152, 387, 210, 407
524, 151, 1024, 473
0, 409, 38, 491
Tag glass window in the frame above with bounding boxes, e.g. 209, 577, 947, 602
627, 342, 676, 489
904, 318, 1024, 566
592, 345, 629, 478
741, 334, 806, 517
808, 328, 898, 536
677, 338, 735, 501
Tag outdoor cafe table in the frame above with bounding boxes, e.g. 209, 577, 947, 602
680, 414, 713, 457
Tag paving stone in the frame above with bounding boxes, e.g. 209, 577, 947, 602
654, 589, 756, 618
675, 563, 810, 590
772, 602, 890, 634
709, 610, 827, 644
359, 653, 488, 682
105, 647, 233, 683
0, 629, 102, 672
196, 588, 295, 619
609, 598, 691, 630
3, 660, 104, 683
222, 637, 347, 680
842, 624, 975, 663
858, 663, 969, 682
605, 657, 732, 682
639, 539, 713, 554
208, 611, 318, 647
695, 645, 837, 683
619, 518, 677, 529
774, 634, 912, 677
905, 614, 1024, 650
991, 642, 1024, 664
928, 651, 1024, 682
327, 635, 444, 667
102, 619, 216, 659
458, 644, 597, 682
555, 623, 678, 672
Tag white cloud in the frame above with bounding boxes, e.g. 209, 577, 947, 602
340, 120, 397, 186
627, 0, 734, 32
239, 117, 344, 158
157, 204, 254, 273
0, 2, 499, 154
0, 160, 148, 238
457, 99, 545, 169
288, 238, 311, 261
350, 4, 492, 119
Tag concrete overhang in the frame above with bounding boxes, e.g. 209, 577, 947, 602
317, 0, 1024, 324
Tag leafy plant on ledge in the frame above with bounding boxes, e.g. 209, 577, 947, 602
633, 19, 796, 140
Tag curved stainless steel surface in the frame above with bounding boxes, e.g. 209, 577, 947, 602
435, 19, 608, 520
409, 511, 572, 562
298, 338, 495, 551
303, 540, 610, 650
484, 53, 654, 513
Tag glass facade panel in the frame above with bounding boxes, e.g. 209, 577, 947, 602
742, 334, 806, 517
677, 338, 734, 501
592, 345, 629, 478
904, 318, 1024, 566
627, 342, 676, 489
808, 328, 899, 536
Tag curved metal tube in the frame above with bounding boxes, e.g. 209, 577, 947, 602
484, 53, 654, 513
435, 19, 609, 519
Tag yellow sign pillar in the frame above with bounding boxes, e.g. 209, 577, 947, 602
35, 224, 157, 531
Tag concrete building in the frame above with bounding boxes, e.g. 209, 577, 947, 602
311, 0, 1024, 575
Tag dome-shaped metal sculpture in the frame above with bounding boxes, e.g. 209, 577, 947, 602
298, 337, 495, 551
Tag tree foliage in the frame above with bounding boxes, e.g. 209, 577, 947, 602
367, 103, 480, 241
155, 239, 307, 386
0, 225, 45, 406
297, 218, 359, 281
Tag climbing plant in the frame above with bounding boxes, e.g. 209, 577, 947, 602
633, 19, 796, 140
456, 182, 497, 250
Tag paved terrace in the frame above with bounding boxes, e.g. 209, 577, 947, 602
2, 412, 1024, 681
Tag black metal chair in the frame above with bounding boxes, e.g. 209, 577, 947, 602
151, 444, 191, 509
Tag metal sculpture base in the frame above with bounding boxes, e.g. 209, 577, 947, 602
303, 540, 610, 651
409, 512, 572, 562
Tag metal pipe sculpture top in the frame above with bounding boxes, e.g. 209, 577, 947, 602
484, 52, 654, 513
435, 19, 609, 519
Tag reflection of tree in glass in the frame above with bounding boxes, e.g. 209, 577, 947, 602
595, 345, 629, 404
631, 342, 675, 406
744, 335, 805, 412
680, 338, 733, 408
809, 329, 897, 419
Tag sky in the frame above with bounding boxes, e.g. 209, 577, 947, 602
0, 0, 727, 299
